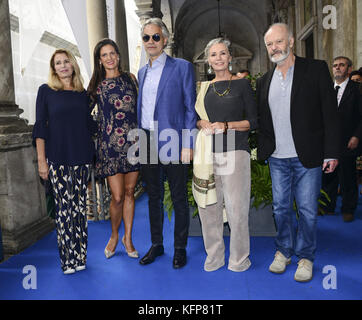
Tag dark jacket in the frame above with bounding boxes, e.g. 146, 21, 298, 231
336, 79, 362, 156
256, 55, 340, 168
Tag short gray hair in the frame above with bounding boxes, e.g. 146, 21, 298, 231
264, 23, 293, 42
141, 18, 170, 46
204, 38, 231, 63
333, 56, 353, 68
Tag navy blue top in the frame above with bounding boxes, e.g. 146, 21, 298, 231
32, 84, 96, 166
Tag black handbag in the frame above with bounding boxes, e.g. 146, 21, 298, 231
43, 179, 56, 219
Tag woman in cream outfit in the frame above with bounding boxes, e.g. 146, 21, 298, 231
193, 38, 257, 272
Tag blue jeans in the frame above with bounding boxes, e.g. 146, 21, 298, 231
268, 157, 322, 262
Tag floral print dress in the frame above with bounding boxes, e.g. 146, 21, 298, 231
95, 73, 140, 178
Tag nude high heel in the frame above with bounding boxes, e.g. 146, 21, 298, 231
104, 235, 118, 259
104, 248, 116, 259
122, 236, 139, 258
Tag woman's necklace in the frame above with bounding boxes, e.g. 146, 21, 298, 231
212, 74, 233, 97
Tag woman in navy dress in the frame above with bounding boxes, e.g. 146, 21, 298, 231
88, 39, 140, 259
33, 49, 95, 274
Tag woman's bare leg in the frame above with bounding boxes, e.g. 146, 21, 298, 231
105, 173, 125, 252
122, 171, 139, 252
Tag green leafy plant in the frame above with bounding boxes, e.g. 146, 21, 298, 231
250, 158, 273, 209
247, 72, 274, 209
318, 189, 331, 215
246, 72, 262, 92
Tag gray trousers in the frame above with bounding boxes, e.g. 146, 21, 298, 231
198, 150, 251, 272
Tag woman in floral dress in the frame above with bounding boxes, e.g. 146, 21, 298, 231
88, 39, 140, 259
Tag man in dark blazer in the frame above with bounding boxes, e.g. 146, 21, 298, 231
137, 18, 197, 269
320, 56, 362, 222
256, 23, 340, 282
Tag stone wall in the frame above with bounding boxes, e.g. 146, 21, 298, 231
294, 0, 361, 71
357, 0, 362, 68
0, 142, 54, 258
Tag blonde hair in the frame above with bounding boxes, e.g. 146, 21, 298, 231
48, 49, 84, 92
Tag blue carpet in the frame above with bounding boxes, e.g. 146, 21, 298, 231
0, 193, 362, 300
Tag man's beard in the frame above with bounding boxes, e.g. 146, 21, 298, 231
269, 46, 290, 64
334, 71, 348, 82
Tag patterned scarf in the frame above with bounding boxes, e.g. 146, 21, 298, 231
192, 81, 217, 208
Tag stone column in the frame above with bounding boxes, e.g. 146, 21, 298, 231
114, 0, 130, 72
0, 225, 4, 262
0, 0, 53, 259
0, 0, 27, 136
135, 0, 153, 25
357, 0, 362, 68
0, 0, 15, 106
164, 33, 173, 57
135, 0, 153, 70
342, 0, 356, 65
86, 0, 108, 69
0, 219, 3, 261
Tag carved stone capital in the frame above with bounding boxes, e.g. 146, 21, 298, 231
0, 103, 31, 136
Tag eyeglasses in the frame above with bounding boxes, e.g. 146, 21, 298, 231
332, 63, 346, 68
142, 33, 161, 43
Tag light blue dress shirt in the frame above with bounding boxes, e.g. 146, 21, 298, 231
141, 51, 167, 130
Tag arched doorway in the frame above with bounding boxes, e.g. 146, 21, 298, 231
171, 0, 270, 80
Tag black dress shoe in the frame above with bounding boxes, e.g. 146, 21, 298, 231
139, 245, 164, 265
173, 249, 187, 269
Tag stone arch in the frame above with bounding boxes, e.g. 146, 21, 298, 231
172, 0, 270, 79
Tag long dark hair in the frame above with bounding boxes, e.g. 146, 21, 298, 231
87, 38, 122, 102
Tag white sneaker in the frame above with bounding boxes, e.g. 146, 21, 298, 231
75, 265, 86, 272
269, 251, 291, 274
63, 268, 75, 275
294, 259, 313, 282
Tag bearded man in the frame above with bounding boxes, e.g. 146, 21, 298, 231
256, 23, 340, 282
